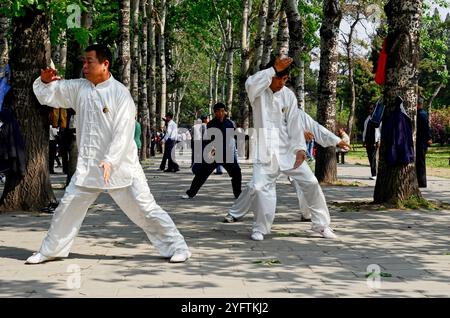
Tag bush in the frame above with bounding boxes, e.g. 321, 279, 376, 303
429, 108, 450, 145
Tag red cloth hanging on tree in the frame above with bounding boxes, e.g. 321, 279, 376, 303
375, 38, 387, 85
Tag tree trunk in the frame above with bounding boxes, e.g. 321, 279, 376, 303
118, 0, 131, 89
213, 47, 224, 109
427, 81, 445, 115
239, 0, 252, 129
208, 49, 214, 110
0, 3, 9, 68
158, 0, 167, 128
147, 0, 157, 131
139, 0, 149, 160
261, 0, 276, 67
285, 0, 305, 109
374, 0, 422, 204
315, 0, 342, 183
0, 8, 55, 211
59, 31, 67, 73
130, 0, 140, 107
253, 0, 268, 74
276, 2, 289, 57
345, 15, 359, 140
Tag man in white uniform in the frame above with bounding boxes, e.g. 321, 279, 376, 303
223, 56, 349, 241
27, 44, 191, 264
289, 110, 349, 221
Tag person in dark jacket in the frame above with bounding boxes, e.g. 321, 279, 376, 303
182, 102, 242, 199
416, 98, 432, 188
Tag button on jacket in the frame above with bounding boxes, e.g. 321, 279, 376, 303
33, 75, 138, 189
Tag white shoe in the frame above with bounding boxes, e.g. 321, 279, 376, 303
369, 176, 376, 180
181, 194, 192, 199
25, 252, 56, 264
169, 250, 192, 263
251, 231, 264, 241
318, 227, 338, 239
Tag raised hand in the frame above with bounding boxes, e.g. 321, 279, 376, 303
274, 56, 293, 73
40, 67, 61, 84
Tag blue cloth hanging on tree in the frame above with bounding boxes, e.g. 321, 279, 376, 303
381, 96, 415, 166
0, 64, 11, 112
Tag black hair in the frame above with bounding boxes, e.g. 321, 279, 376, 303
213, 102, 226, 112
265, 56, 290, 77
85, 44, 112, 70
166, 112, 174, 118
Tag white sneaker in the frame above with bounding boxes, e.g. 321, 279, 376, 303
251, 231, 264, 241
181, 194, 192, 199
169, 250, 192, 263
369, 176, 376, 180
318, 227, 338, 239
25, 252, 56, 264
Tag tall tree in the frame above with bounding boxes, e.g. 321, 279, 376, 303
130, 0, 140, 106
147, 0, 157, 130
0, 2, 9, 68
315, 0, 342, 183
0, 6, 55, 211
139, 0, 149, 159
261, 0, 276, 67
285, 0, 305, 109
253, 0, 268, 73
118, 0, 131, 89
238, 0, 252, 129
374, 0, 423, 204
276, 2, 289, 57
341, 8, 362, 140
157, 0, 168, 127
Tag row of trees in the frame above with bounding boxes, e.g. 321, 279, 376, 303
0, 0, 448, 211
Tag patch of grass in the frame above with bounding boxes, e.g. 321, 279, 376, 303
253, 259, 281, 266
322, 180, 364, 187
348, 144, 450, 169
330, 198, 448, 212
398, 196, 439, 210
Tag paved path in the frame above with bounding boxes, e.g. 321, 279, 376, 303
0, 156, 449, 298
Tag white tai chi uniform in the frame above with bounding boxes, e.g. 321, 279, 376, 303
33, 75, 189, 258
289, 110, 341, 219
228, 67, 333, 234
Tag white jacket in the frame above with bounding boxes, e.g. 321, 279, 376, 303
246, 67, 306, 170
33, 75, 139, 189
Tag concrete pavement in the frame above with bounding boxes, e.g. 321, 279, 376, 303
0, 156, 449, 298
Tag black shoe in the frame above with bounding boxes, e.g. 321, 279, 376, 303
301, 215, 312, 222
40, 202, 59, 214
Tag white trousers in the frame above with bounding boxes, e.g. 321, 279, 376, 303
228, 158, 330, 234
39, 167, 189, 258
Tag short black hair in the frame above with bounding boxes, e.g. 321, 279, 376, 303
166, 112, 173, 118
265, 56, 290, 77
213, 102, 226, 112
85, 44, 112, 70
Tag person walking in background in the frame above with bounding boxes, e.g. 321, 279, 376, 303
363, 106, 380, 180
159, 112, 180, 173
416, 97, 432, 188
28, 44, 191, 264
